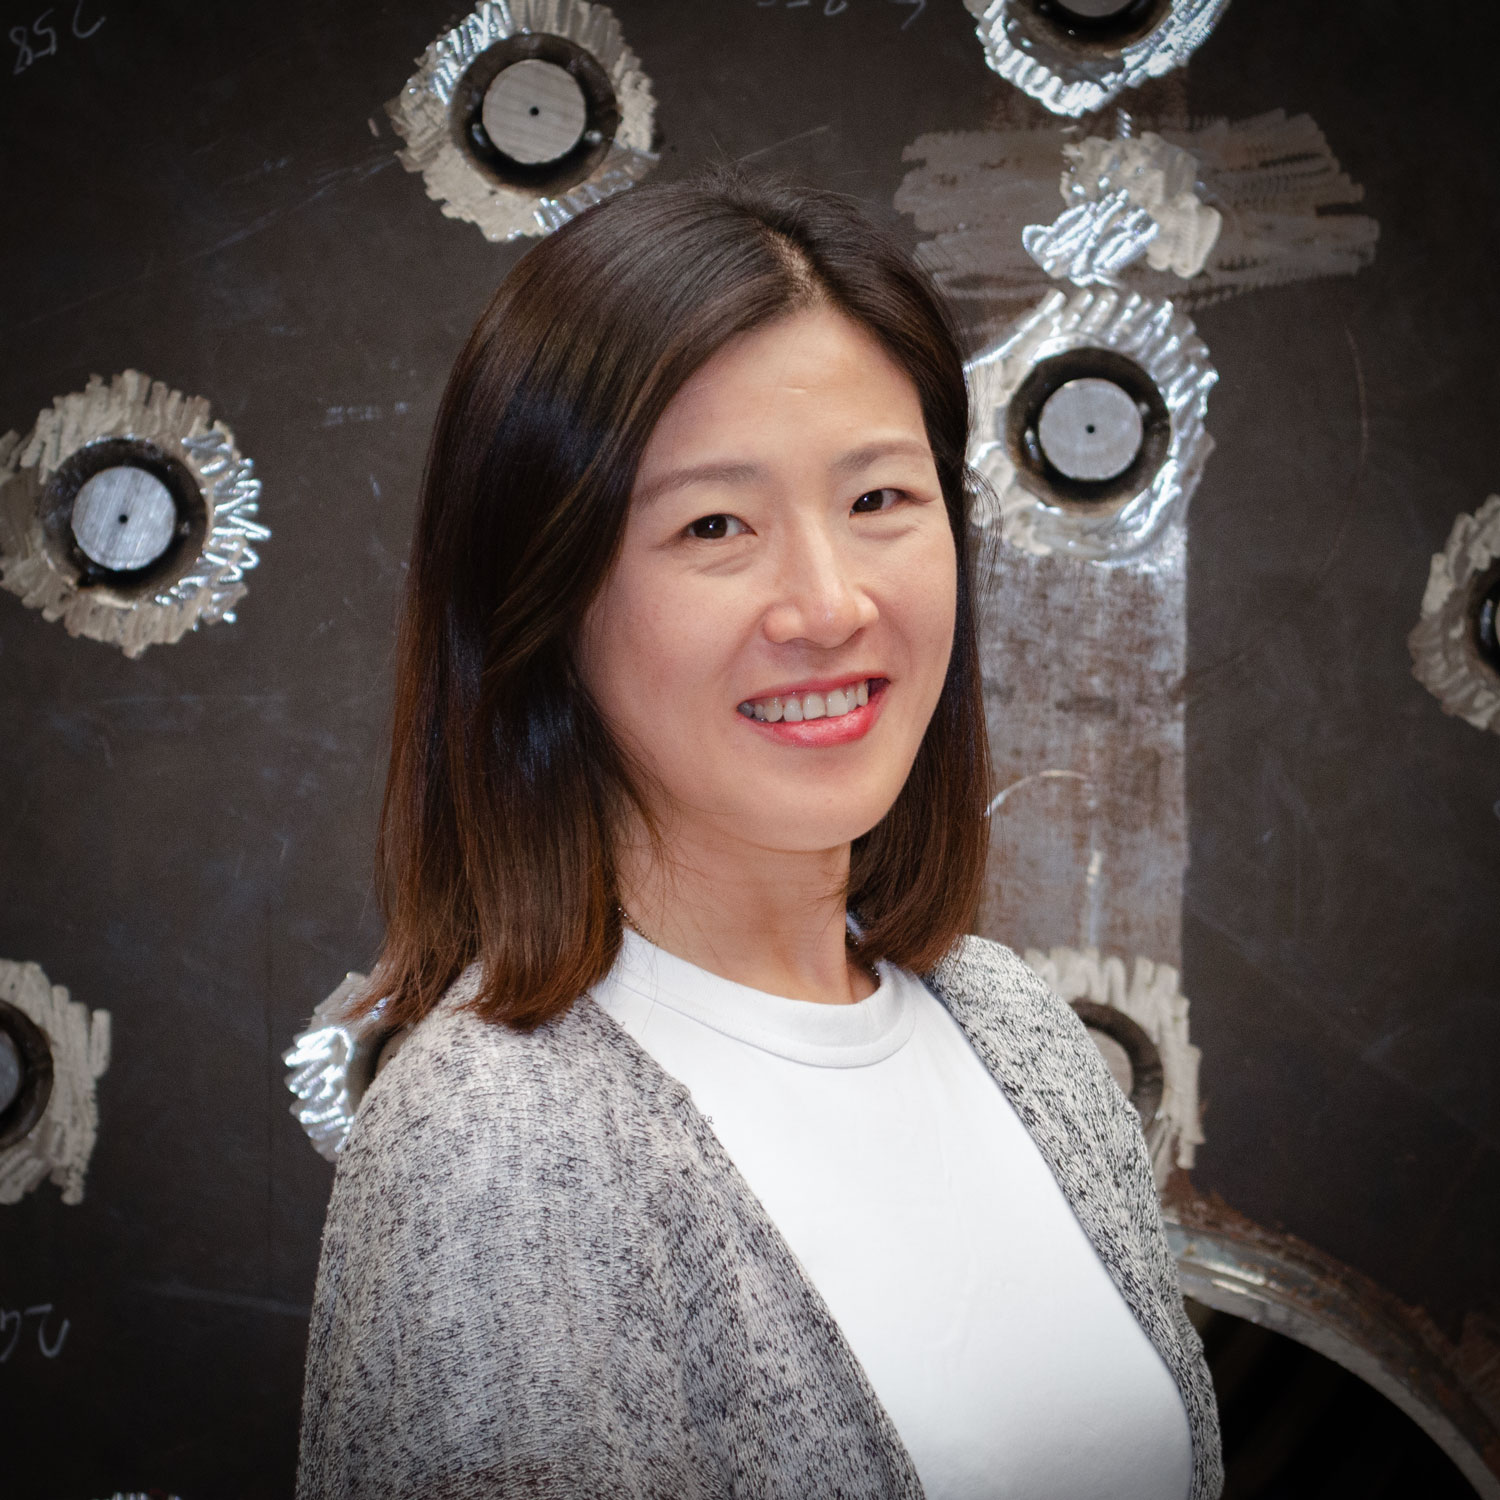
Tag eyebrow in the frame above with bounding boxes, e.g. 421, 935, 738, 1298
829, 438, 933, 477
634, 439, 933, 509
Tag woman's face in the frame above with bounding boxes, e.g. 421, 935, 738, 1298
576, 304, 957, 859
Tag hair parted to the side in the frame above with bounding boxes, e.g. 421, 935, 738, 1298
359, 165, 992, 1032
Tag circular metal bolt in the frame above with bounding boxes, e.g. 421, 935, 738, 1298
70, 464, 178, 571
481, 58, 588, 166
1037, 377, 1145, 482
0, 1030, 21, 1115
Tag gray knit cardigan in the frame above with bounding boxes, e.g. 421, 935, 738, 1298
297, 935, 1224, 1499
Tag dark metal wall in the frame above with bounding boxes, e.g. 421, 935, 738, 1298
0, 2, 1494, 1495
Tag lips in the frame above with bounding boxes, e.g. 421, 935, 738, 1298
736, 678, 872, 723
735, 677, 888, 746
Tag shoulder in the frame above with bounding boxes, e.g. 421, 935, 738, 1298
924, 932, 1093, 1053
923, 931, 1057, 1005
333, 963, 690, 1212
923, 933, 1137, 1152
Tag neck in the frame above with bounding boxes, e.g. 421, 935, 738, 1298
615, 814, 875, 1006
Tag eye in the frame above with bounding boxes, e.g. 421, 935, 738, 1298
851, 488, 903, 514
685, 513, 747, 540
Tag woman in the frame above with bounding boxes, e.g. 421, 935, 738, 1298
297, 169, 1223, 1500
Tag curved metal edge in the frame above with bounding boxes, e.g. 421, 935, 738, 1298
1165, 1204, 1500, 1497
963, 0, 1232, 118
1408, 493, 1500, 735
386, 0, 657, 243
966, 286, 1217, 563
0, 371, 268, 658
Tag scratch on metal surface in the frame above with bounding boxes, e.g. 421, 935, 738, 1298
0, 960, 111, 1206
738, 123, 832, 163
1083, 847, 1105, 950
141, 1281, 312, 1319
986, 767, 1089, 815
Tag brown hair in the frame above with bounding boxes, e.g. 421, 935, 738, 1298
361, 168, 991, 1031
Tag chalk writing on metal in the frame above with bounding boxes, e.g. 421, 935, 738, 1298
755, 0, 924, 26
0, 1302, 69, 1360
10, 2, 105, 76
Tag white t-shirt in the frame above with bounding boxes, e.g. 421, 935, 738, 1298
590, 929, 1193, 1500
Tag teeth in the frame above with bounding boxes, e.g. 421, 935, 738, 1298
739, 680, 874, 723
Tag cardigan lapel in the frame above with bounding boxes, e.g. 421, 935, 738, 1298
922, 936, 1214, 1500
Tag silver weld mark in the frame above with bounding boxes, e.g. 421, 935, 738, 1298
897, 110, 1379, 340
284, 973, 406, 1161
966, 286, 1216, 561
0, 371, 269, 658
961, 0, 1230, 117
1408, 495, 1500, 736
1024, 129, 1222, 283
387, 0, 656, 243
1025, 944, 1204, 1183
0, 960, 110, 1207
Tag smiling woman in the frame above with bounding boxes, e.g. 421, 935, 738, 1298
296, 168, 1224, 1500
575, 303, 961, 1004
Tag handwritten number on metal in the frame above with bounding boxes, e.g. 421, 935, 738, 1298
29, 8, 55, 57
0, 1308, 20, 1362
72, 0, 104, 38
753, 0, 920, 21
0, 1304, 69, 1360
11, 1, 103, 74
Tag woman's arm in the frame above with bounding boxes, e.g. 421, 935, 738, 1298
296, 1007, 678, 1500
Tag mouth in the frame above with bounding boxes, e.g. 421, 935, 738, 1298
735, 676, 888, 745
736, 677, 881, 724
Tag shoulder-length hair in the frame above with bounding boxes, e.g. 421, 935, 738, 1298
361, 168, 991, 1031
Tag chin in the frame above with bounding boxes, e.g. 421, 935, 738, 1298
735, 793, 902, 855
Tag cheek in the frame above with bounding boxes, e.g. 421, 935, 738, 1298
893, 527, 959, 687
579, 570, 724, 744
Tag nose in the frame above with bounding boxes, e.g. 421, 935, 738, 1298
761, 522, 878, 649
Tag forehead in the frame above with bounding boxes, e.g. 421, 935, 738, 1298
638, 305, 927, 470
